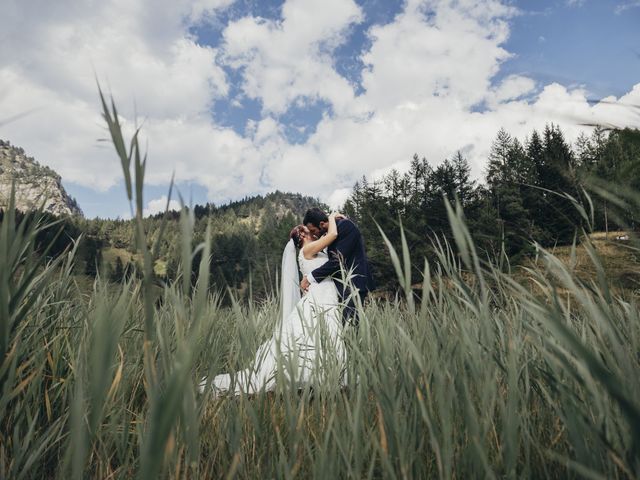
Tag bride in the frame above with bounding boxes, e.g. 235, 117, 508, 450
199, 212, 345, 396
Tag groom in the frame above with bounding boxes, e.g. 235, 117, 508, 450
300, 208, 375, 326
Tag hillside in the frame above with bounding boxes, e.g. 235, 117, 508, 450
527, 231, 640, 294
87, 191, 327, 298
0, 140, 82, 216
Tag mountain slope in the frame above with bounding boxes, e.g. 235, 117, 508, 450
0, 139, 82, 216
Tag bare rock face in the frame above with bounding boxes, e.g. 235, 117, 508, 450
0, 139, 83, 217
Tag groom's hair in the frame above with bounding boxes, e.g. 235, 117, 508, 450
303, 208, 328, 228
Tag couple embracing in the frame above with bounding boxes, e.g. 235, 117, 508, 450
201, 207, 375, 396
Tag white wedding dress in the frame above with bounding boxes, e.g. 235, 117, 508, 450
204, 249, 345, 396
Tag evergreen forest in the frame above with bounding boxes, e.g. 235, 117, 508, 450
28, 124, 640, 300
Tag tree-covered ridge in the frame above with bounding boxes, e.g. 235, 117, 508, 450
343, 125, 640, 290
72, 191, 327, 299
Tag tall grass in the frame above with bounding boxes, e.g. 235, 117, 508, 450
0, 93, 639, 478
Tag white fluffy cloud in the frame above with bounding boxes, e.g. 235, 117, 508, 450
615, 1, 640, 14
1, 0, 638, 217
222, 0, 364, 115
360, 0, 515, 110
144, 195, 181, 217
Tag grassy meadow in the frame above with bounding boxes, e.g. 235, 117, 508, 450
1, 94, 639, 479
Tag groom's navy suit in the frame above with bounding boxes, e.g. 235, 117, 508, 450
310, 218, 375, 325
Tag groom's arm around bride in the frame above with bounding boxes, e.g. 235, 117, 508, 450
301, 208, 375, 325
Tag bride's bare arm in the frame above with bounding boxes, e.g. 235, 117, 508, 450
302, 213, 339, 259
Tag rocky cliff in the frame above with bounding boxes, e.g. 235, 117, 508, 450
0, 140, 82, 217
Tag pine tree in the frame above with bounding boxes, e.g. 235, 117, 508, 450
540, 124, 582, 244
451, 151, 475, 207
486, 128, 514, 190
485, 130, 533, 255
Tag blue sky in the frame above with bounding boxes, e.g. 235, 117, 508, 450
502, 0, 639, 97
1, 0, 639, 218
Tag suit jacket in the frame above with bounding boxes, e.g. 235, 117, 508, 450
310, 218, 375, 297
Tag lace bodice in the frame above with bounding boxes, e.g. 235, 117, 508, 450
298, 249, 330, 278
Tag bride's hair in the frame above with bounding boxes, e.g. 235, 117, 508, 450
289, 225, 306, 249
